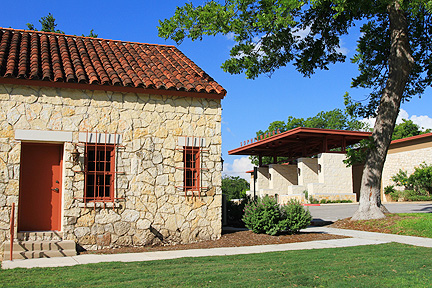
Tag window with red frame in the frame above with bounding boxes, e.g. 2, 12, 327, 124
84, 144, 115, 202
184, 146, 200, 191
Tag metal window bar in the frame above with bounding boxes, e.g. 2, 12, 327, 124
84, 132, 115, 202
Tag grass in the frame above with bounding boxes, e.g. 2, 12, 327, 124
335, 213, 432, 238
1, 243, 432, 287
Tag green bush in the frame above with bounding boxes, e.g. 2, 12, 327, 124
242, 196, 283, 235
242, 196, 311, 235
226, 197, 251, 227
384, 185, 396, 195
390, 163, 432, 201
280, 200, 312, 234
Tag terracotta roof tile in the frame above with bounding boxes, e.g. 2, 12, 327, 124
0, 28, 226, 97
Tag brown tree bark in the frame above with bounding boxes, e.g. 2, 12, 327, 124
351, 1, 414, 220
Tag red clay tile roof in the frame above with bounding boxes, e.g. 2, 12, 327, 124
0, 27, 226, 98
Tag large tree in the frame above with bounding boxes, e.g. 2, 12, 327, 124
159, 0, 432, 220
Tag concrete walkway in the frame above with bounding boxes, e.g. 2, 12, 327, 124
3, 227, 432, 269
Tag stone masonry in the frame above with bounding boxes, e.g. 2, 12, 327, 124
0, 83, 222, 250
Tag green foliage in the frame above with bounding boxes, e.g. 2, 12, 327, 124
26, 13, 98, 37
280, 200, 312, 234
392, 119, 431, 140
242, 196, 311, 235
83, 29, 98, 38
226, 197, 251, 227
309, 196, 319, 204
392, 163, 432, 195
27, 13, 64, 34
160, 1, 432, 114
319, 199, 353, 204
389, 163, 432, 201
343, 137, 375, 167
384, 185, 396, 195
251, 108, 368, 165
243, 196, 283, 235
222, 175, 249, 200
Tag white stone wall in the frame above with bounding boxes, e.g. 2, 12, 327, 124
382, 146, 432, 194
268, 164, 297, 192
298, 158, 318, 185
256, 167, 269, 193
0, 84, 222, 248
315, 153, 353, 195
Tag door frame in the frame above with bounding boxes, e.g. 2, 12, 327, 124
18, 141, 64, 232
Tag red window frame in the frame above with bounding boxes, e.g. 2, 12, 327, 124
184, 146, 200, 192
84, 143, 115, 202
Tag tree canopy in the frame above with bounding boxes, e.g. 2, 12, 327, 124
26, 13, 98, 38
222, 175, 250, 200
159, 0, 432, 220
392, 119, 431, 140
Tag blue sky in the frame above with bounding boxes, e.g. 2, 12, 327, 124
2, 0, 432, 179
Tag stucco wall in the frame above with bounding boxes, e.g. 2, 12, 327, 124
0, 84, 222, 249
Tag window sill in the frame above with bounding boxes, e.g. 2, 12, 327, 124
78, 202, 121, 208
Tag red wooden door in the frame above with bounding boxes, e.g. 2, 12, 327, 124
18, 143, 63, 231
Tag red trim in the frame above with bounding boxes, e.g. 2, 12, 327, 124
228, 127, 371, 156
0, 78, 225, 99
245, 170, 254, 173
390, 133, 432, 144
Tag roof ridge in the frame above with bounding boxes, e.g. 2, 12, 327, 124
0, 27, 176, 48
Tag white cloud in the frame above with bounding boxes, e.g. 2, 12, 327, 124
223, 156, 254, 180
225, 32, 235, 41
362, 109, 432, 131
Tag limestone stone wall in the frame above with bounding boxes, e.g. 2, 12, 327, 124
0, 84, 222, 249
256, 167, 269, 194
317, 153, 353, 194
298, 158, 318, 185
382, 146, 432, 201
269, 164, 297, 191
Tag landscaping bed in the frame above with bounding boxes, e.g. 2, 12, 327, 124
81, 230, 348, 255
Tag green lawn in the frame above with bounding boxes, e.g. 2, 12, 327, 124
343, 213, 432, 238
1, 243, 431, 287
389, 213, 432, 238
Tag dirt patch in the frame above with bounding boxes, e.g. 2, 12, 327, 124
81, 230, 348, 255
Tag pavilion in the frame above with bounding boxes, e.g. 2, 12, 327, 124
228, 127, 371, 203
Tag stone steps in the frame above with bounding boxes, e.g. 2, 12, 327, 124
17, 231, 63, 241
3, 232, 77, 260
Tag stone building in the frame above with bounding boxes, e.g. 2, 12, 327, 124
0, 27, 226, 256
381, 133, 432, 201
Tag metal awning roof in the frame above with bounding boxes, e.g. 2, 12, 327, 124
228, 127, 371, 160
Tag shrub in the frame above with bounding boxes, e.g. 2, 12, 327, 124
226, 198, 248, 227
384, 185, 396, 195
242, 196, 312, 235
242, 196, 283, 235
309, 196, 319, 204
390, 163, 432, 201
280, 200, 312, 234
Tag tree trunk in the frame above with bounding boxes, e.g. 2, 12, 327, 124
351, 1, 414, 220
